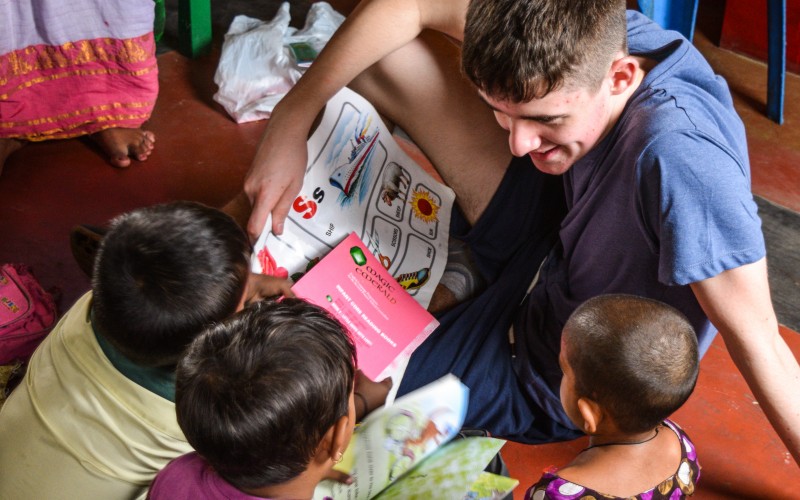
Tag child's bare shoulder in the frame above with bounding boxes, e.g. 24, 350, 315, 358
545, 425, 686, 497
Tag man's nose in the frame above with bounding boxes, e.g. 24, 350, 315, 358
508, 120, 541, 157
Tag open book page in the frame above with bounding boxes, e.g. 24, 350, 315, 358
375, 437, 513, 500
313, 375, 468, 500
251, 87, 455, 308
292, 232, 438, 381
464, 471, 520, 500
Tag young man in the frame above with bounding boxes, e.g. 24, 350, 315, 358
242, 0, 800, 464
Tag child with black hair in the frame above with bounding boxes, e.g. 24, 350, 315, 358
526, 294, 701, 499
148, 298, 389, 500
0, 201, 293, 499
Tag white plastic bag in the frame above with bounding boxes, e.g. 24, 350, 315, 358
213, 2, 345, 123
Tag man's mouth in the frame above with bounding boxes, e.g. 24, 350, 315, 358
529, 145, 559, 161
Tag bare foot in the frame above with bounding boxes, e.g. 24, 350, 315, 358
91, 127, 155, 168
0, 138, 25, 175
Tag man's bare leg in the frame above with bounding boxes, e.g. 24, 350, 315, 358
90, 127, 156, 168
347, 31, 512, 312
227, 28, 512, 311
0, 138, 24, 175
348, 30, 512, 225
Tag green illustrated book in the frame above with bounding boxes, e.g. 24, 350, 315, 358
313, 375, 519, 499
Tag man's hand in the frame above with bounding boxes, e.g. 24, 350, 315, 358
244, 124, 309, 241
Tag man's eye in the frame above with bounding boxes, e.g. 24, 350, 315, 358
529, 117, 560, 125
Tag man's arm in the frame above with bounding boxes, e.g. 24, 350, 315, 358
244, 0, 468, 240
691, 258, 800, 465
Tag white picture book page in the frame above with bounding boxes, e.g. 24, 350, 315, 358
251, 87, 455, 308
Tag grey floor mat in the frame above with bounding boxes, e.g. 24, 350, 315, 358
757, 196, 800, 332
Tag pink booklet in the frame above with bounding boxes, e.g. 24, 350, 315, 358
292, 232, 439, 380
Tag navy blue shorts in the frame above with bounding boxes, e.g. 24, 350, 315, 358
397, 155, 580, 443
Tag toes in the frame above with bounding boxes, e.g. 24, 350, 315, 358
133, 132, 155, 161
92, 127, 155, 166
110, 154, 132, 168
104, 140, 134, 168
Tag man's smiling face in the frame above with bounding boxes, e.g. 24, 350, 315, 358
480, 82, 615, 175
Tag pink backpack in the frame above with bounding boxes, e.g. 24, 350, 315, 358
0, 264, 58, 365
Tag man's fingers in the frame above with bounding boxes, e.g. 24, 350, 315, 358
270, 193, 295, 236
246, 194, 272, 243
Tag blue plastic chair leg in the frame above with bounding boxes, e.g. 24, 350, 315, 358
767, 0, 786, 124
637, 0, 700, 41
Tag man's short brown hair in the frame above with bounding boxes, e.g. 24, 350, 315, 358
462, 0, 627, 102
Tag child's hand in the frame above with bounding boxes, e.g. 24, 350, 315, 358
240, 273, 294, 308
354, 370, 393, 421
323, 468, 353, 485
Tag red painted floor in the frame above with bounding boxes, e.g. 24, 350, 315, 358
1, 29, 798, 499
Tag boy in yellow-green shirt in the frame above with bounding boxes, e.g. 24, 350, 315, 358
0, 201, 291, 499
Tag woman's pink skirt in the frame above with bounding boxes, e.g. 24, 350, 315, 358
0, 0, 159, 141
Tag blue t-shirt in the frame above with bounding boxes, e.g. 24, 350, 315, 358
514, 11, 765, 423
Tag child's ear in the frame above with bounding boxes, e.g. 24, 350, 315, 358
330, 414, 352, 462
577, 397, 603, 435
316, 414, 352, 464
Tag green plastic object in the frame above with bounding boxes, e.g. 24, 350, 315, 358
178, 0, 212, 58
288, 41, 318, 67
153, 0, 166, 42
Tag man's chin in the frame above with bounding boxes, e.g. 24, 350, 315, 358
529, 155, 573, 175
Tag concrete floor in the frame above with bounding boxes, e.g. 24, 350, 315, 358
1, 3, 799, 498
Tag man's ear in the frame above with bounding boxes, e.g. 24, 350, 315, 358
577, 397, 603, 434
607, 55, 639, 96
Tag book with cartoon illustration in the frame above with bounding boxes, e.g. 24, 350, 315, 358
312, 375, 518, 500
251, 87, 455, 309
292, 232, 439, 382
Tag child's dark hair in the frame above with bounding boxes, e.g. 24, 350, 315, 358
563, 294, 699, 434
92, 201, 249, 367
175, 298, 357, 491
